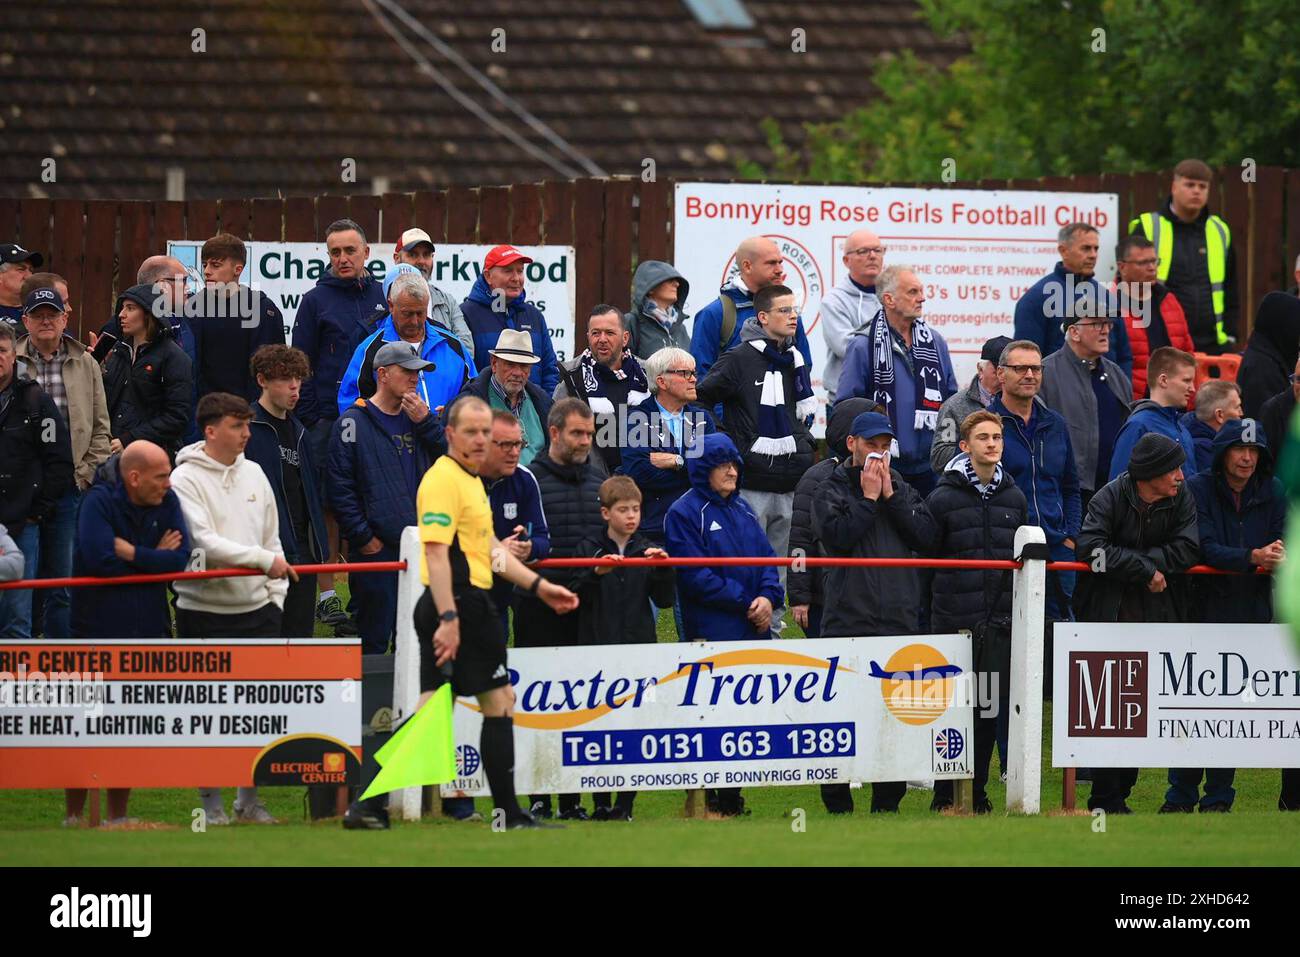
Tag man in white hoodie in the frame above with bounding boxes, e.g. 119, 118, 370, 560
820, 228, 885, 405
171, 391, 298, 825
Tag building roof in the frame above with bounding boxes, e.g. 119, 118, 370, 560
1, 0, 962, 199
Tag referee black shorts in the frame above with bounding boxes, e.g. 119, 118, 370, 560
414, 586, 510, 697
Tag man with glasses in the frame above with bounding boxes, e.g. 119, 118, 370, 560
1114, 235, 1193, 400
1040, 313, 1131, 511
821, 229, 885, 405
690, 236, 812, 380
1014, 223, 1133, 382
990, 340, 1081, 621
479, 409, 550, 637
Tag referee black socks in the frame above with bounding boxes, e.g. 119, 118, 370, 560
481, 715, 525, 819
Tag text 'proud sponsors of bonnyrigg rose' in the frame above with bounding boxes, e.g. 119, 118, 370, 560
441, 635, 975, 797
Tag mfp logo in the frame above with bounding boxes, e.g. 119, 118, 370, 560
1068, 652, 1148, 737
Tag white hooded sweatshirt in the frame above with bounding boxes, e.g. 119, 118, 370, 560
170, 441, 288, 615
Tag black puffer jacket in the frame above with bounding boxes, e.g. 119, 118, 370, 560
695, 320, 815, 493
786, 397, 874, 608
925, 462, 1028, 633
102, 328, 193, 455
1074, 474, 1199, 623
569, 531, 675, 645
513, 452, 605, 648
0, 376, 73, 527
1238, 292, 1300, 419
813, 461, 938, 638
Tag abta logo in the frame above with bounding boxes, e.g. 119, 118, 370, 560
1068, 652, 1148, 737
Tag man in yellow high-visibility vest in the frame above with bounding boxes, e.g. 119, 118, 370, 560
1129, 159, 1239, 355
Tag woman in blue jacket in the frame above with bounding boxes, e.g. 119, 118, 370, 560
663, 433, 784, 643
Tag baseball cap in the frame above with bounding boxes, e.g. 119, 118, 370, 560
383, 262, 422, 301
849, 411, 896, 440
22, 286, 65, 316
373, 340, 434, 372
399, 228, 434, 252
980, 335, 1013, 363
483, 244, 532, 271
0, 243, 43, 268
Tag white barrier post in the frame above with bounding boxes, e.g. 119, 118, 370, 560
391, 526, 424, 821
1006, 525, 1047, 814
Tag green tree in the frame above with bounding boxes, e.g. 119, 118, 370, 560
740, 0, 1300, 182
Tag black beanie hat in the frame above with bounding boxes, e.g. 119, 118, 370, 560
1127, 433, 1186, 482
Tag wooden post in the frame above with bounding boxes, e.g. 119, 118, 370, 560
683, 789, 705, 818
954, 778, 973, 813
1063, 768, 1077, 811
335, 785, 349, 818
88, 789, 101, 828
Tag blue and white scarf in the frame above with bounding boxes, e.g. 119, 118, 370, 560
579, 348, 650, 416
749, 338, 817, 456
949, 452, 1004, 500
863, 307, 947, 433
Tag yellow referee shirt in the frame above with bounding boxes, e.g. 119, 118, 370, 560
416, 454, 494, 590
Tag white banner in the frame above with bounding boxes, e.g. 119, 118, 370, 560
1053, 623, 1300, 768
442, 635, 974, 796
167, 242, 578, 363
673, 183, 1118, 434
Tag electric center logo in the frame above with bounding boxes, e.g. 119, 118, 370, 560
456, 744, 481, 777
870, 644, 962, 726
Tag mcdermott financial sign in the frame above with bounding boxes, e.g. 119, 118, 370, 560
1054, 624, 1300, 767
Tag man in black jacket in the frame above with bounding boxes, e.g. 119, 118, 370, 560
193, 233, 286, 402
786, 397, 874, 638
554, 304, 651, 474
1259, 355, 1299, 463
926, 410, 1028, 813
1075, 433, 1199, 814
246, 345, 328, 638
0, 321, 73, 638
513, 397, 604, 820
696, 284, 816, 587
813, 411, 937, 813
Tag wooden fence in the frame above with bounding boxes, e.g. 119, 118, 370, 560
3, 167, 1299, 343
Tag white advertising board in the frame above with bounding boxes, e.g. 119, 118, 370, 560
674, 183, 1118, 434
1053, 623, 1300, 767
442, 635, 974, 796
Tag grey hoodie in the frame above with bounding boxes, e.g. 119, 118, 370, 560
820, 273, 882, 402
626, 261, 691, 360
0, 523, 24, 582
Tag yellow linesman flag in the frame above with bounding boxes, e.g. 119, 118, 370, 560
359, 685, 457, 801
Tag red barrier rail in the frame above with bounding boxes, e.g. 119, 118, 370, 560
0, 555, 1265, 591
0, 562, 406, 591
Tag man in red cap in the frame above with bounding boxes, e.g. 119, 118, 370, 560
460, 244, 559, 394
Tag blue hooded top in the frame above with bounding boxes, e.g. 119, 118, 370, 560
663, 433, 784, 641
459, 273, 559, 394
1185, 417, 1285, 623
336, 315, 477, 416
1109, 399, 1198, 481
1178, 410, 1218, 474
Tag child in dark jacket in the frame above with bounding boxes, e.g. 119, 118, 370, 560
570, 476, 674, 819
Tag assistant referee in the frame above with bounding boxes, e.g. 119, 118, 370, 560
345, 394, 578, 830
